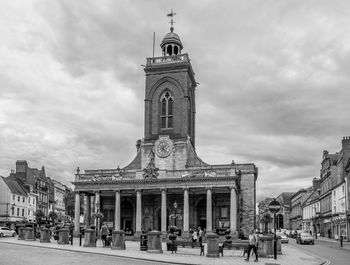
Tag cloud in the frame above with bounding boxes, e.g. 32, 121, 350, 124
1, 0, 350, 200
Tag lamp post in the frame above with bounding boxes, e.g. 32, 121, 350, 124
269, 199, 281, 260
173, 201, 178, 227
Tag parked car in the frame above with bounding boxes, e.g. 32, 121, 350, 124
277, 232, 289, 243
296, 232, 314, 245
0, 227, 16, 237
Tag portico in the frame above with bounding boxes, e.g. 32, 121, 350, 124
73, 169, 245, 238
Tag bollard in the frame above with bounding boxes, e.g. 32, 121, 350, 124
206, 232, 219, 257
40, 228, 51, 243
79, 233, 82, 246
24, 227, 36, 241
111, 230, 126, 250
147, 230, 163, 253
83, 229, 96, 247
58, 228, 70, 245
18, 227, 25, 240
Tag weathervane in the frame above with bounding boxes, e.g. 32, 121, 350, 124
167, 9, 177, 32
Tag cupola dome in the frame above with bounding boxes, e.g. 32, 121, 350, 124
160, 28, 183, 56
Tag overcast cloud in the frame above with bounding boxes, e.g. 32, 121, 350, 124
1, 0, 350, 201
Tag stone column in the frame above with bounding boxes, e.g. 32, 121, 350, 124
206, 187, 212, 232
183, 188, 189, 237
115, 189, 121, 230
136, 189, 142, 235
74, 192, 80, 236
95, 191, 101, 237
230, 187, 238, 238
95, 191, 100, 213
84, 194, 91, 229
161, 188, 167, 234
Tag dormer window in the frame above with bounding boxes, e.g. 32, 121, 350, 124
160, 91, 174, 129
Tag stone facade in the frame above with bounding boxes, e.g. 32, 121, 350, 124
73, 25, 258, 239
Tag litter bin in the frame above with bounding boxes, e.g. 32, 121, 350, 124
140, 233, 148, 251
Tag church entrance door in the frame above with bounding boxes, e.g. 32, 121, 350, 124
121, 199, 134, 234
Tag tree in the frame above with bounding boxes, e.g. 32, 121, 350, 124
260, 212, 272, 234
64, 191, 75, 219
49, 211, 58, 225
35, 209, 45, 223
63, 191, 84, 219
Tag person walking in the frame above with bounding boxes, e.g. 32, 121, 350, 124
198, 227, 203, 244
244, 229, 259, 262
100, 223, 109, 247
192, 228, 198, 247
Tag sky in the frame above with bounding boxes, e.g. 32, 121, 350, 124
1, 0, 350, 202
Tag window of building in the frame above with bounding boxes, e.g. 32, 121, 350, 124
160, 91, 174, 129
23, 197, 25, 203
18, 196, 20, 202
17, 208, 19, 216
28, 209, 30, 216
22, 209, 24, 216
13, 194, 15, 201
11, 207, 14, 215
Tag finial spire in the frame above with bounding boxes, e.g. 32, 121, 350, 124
167, 9, 177, 32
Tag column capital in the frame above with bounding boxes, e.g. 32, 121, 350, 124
206, 186, 212, 191
114, 189, 121, 193
183, 187, 189, 191
135, 188, 142, 193
229, 186, 238, 192
74, 191, 80, 195
160, 187, 167, 192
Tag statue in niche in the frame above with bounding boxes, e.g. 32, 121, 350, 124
143, 151, 159, 179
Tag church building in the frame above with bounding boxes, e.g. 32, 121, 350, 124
73, 15, 258, 239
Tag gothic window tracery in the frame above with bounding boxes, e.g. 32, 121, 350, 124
160, 91, 174, 129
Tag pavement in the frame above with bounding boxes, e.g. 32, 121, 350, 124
0, 236, 326, 265
315, 236, 350, 251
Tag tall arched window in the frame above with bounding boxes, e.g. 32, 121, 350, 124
160, 91, 174, 129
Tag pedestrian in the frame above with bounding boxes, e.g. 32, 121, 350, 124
244, 229, 259, 262
198, 227, 203, 244
192, 228, 198, 247
340, 229, 344, 247
100, 223, 109, 247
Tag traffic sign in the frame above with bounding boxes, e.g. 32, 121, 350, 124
268, 200, 281, 213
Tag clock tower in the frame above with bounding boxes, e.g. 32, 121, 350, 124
141, 18, 198, 170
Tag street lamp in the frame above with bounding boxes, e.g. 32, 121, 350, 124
173, 201, 178, 227
269, 199, 281, 260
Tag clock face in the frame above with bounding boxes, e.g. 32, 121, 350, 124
156, 139, 172, 158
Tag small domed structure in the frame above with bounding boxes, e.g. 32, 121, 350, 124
160, 28, 183, 56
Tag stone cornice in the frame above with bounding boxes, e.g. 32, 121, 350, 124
72, 176, 238, 192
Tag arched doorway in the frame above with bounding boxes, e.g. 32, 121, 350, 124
196, 198, 206, 230
276, 214, 283, 230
